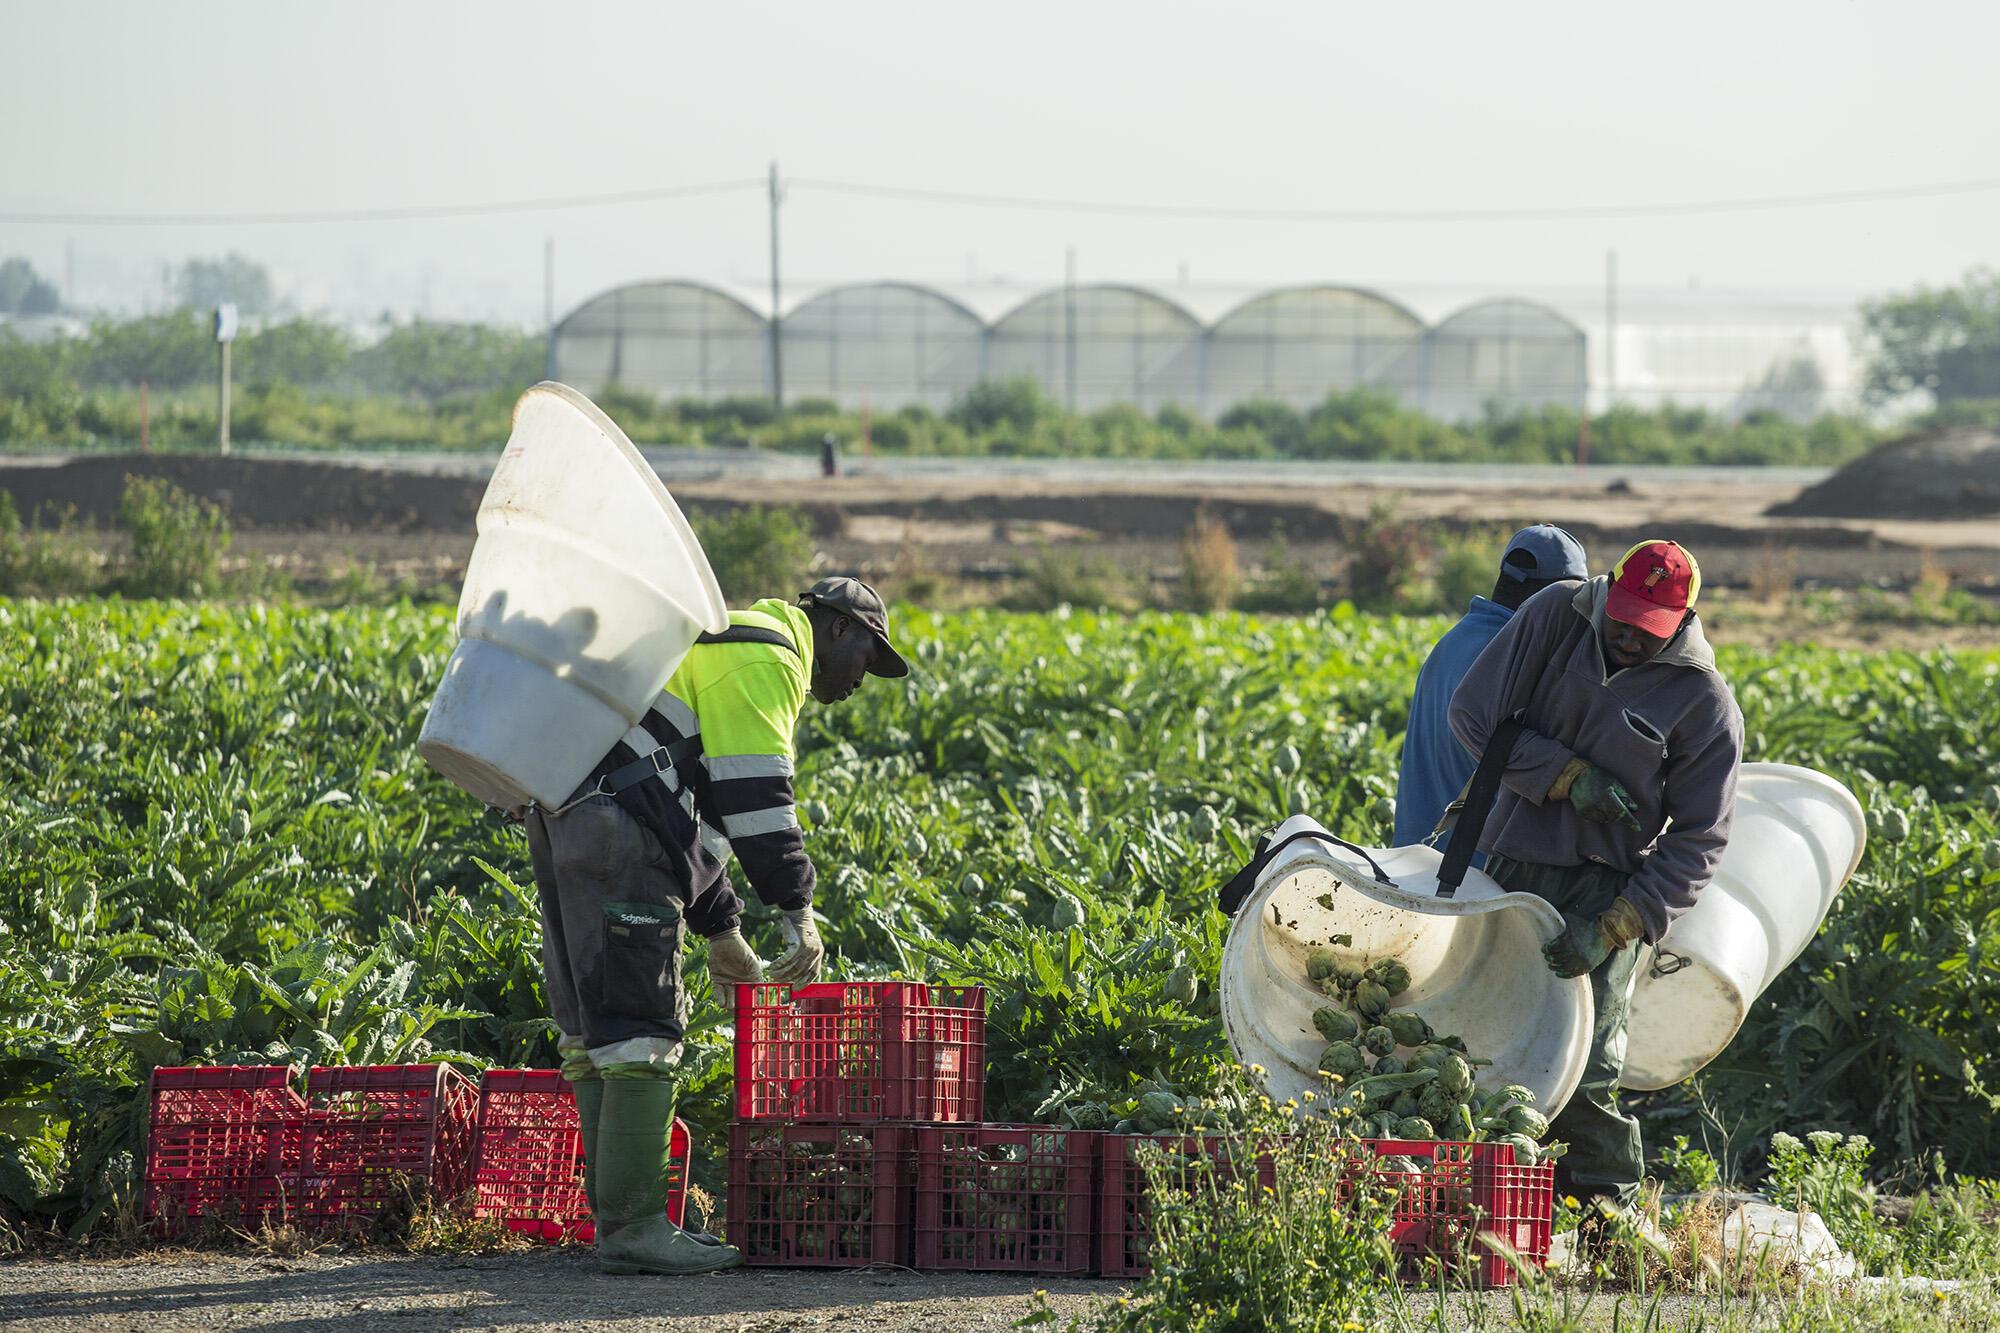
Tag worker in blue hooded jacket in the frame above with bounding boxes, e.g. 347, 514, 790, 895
1394, 525, 1589, 854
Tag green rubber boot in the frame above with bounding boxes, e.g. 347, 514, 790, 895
560, 1053, 604, 1220
594, 1067, 741, 1275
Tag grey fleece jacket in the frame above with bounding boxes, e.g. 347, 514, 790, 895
1446, 576, 1744, 944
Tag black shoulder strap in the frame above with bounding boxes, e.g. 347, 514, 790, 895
1434, 715, 1523, 899
1216, 828, 1396, 917
696, 626, 800, 658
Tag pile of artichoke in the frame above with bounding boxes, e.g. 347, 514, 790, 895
1303, 945, 1558, 1167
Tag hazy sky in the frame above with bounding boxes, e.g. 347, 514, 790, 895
5, 0, 1995, 324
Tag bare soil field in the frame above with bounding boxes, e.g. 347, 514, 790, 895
9, 452, 2000, 600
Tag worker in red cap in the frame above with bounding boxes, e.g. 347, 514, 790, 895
1446, 539, 1743, 1219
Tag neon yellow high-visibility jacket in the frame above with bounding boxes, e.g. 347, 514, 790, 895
586, 596, 816, 936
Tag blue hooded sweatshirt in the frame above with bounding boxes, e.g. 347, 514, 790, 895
1393, 596, 1515, 855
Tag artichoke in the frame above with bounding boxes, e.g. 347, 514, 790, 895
1305, 947, 1339, 982
1052, 894, 1087, 930
1385, 1011, 1431, 1048
1499, 1133, 1540, 1166
1362, 1025, 1397, 1057
1333, 962, 1366, 991
1354, 979, 1392, 1021
1139, 1090, 1181, 1126
1368, 959, 1413, 997
1389, 1090, 1421, 1119
1438, 1054, 1474, 1098
1498, 1084, 1537, 1107
1163, 966, 1199, 1005
1313, 1007, 1360, 1043
1504, 1105, 1550, 1140
1395, 1116, 1436, 1141
1407, 1044, 1449, 1072
1371, 1055, 1405, 1078
1320, 1041, 1367, 1079
1418, 1082, 1459, 1128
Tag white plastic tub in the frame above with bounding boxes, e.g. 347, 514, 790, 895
1618, 763, 1865, 1090
1220, 816, 1595, 1118
418, 383, 728, 809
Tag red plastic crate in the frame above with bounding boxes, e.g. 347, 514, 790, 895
727, 1122, 915, 1267
1097, 1135, 1552, 1285
915, 1125, 1099, 1274
1096, 1133, 1275, 1278
469, 1069, 687, 1242
142, 1066, 305, 1232
734, 982, 985, 1123
298, 1064, 478, 1229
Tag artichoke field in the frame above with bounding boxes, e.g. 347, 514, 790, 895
1, 598, 1996, 1239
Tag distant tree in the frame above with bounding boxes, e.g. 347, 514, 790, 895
1217, 398, 1306, 454
353, 320, 541, 403
947, 377, 1055, 433
238, 317, 357, 388
0, 258, 61, 315
78, 311, 211, 389
1861, 268, 2000, 404
1734, 352, 1827, 421
174, 253, 276, 315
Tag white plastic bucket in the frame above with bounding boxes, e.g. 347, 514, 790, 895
1221, 815, 1595, 1118
417, 382, 728, 809
1618, 762, 1865, 1090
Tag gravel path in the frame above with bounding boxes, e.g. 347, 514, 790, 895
0, 1251, 1736, 1332
0, 1251, 1125, 1332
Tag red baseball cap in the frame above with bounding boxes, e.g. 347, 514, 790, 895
1606, 540, 1701, 637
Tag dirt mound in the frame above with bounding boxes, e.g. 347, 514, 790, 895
0, 453, 486, 532
1769, 424, 2000, 519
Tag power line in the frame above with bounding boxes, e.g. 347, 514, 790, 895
9, 168, 1996, 230
0, 178, 766, 226
788, 174, 2000, 223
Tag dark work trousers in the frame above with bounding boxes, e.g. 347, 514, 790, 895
525, 795, 688, 1069
1485, 854, 1645, 1209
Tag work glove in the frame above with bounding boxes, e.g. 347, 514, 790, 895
703, 927, 765, 991
769, 908, 825, 986
1554, 761, 1644, 833
1542, 897, 1645, 977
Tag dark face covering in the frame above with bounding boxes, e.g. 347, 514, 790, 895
1491, 576, 1557, 612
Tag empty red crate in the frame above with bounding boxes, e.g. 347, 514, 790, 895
734, 982, 984, 1123
727, 1122, 914, 1267
915, 1125, 1099, 1274
469, 1069, 687, 1243
142, 1066, 305, 1232
298, 1064, 478, 1228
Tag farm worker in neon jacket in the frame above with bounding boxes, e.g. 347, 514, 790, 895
1394, 525, 1590, 854
524, 576, 908, 1275
1448, 541, 1742, 1217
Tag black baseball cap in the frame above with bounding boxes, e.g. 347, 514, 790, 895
798, 576, 909, 678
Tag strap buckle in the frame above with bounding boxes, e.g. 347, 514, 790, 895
1649, 948, 1693, 979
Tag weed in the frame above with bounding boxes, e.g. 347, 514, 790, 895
1176, 510, 1238, 613
114, 474, 231, 597
687, 503, 816, 603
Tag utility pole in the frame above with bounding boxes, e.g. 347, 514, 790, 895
1063, 246, 1077, 413
769, 161, 785, 411
1604, 249, 1618, 412
543, 236, 557, 381
213, 303, 238, 455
